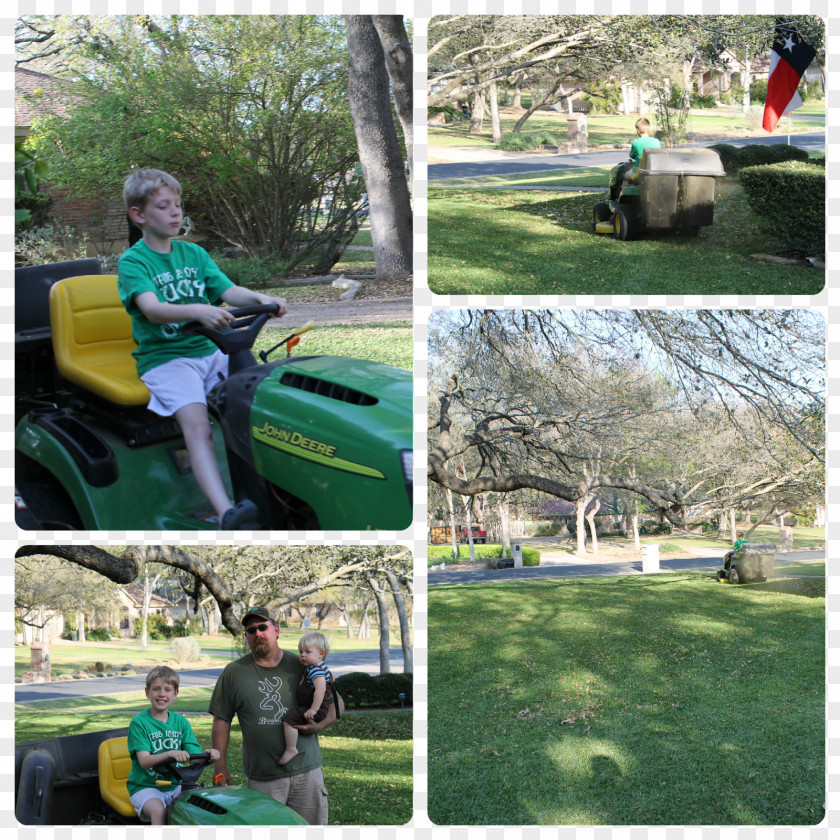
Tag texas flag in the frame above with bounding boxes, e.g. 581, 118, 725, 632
763, 24, 817, 133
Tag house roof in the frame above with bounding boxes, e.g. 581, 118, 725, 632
16, 66, 76, 127
120, 584, 176, 609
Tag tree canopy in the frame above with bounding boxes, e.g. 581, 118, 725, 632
15, 545, 413, 639
428, 310, 824, 531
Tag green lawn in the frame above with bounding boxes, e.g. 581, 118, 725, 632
255, 321, 413, 371
428, 574, 824, 825
427, 183, 824, 295
15, 701, 413, 825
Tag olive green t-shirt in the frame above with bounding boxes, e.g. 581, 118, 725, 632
208, 650, 324, 781
117, 239, 234, 377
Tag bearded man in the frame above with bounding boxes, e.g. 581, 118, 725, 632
209, 606, 342, 824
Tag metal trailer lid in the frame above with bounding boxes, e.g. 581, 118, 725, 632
638, 147, 725, 177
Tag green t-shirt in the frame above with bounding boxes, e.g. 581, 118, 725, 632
118, 239, 234, 377
629, 135, 661, 169
126, 708, 203, 796
208, 650, 324, 782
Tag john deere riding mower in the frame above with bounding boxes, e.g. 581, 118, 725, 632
15, 272, 412, 530
16, 729, 308, 825
593, 147, 725, 241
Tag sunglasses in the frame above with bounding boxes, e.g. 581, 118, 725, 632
245, 623, 273, 635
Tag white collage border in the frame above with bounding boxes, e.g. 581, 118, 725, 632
3, 1, 836, 837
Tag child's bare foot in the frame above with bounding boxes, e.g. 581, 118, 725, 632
278, 747, 298, 766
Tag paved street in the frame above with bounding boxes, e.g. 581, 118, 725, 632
15, 647, 406, 704
428, 549, 823, 587
428, 129, 825, 181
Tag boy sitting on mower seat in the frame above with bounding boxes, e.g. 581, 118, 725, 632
612, 117, 661, 199
118, 169, 286, 530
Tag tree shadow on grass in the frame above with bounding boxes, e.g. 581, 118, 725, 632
428, 575, 825, 825
427, 189, 823, 295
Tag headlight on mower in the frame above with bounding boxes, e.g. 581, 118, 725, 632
400, 449, 413, 504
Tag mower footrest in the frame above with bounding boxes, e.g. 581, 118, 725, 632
32, 410, 118, 488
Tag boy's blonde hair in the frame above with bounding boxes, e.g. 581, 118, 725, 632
635, 117, 652, 133
123, 168, 181, 214
299, 631, 330, 658
146, 664, 180, 691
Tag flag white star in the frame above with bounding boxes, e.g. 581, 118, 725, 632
783, 34, 796, 53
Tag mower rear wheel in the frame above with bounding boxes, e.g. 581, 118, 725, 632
728, 568, 740, 585
614, 204, 639, 241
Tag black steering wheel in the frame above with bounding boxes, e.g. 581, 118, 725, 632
181, 303, 282, 373
154, 752, 214, 787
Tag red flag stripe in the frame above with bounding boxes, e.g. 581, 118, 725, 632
763, 58, 805, 132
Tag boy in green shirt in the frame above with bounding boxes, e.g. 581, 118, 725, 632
118, 169, 287, 529
127, 665, 220, 824
628, 117, 661, 171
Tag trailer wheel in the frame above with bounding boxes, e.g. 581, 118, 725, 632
614, 204, 639, 241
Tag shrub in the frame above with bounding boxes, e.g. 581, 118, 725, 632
172, 616, 206, 637
709, 143, 811, 179
497, 130, 558, 151
690, 93, 717, 109
740, 160, 825, 254
334, 671, 413, 709
427, 543, 540, 566
134, 614, 174, 640
170, 636, 201, 664
15, 223, 90, 267
750, 79, 768, 104
86, 627, 113, 642
428, 105, 465, 123
745, 104, 765, 132
209, 251, 291, 288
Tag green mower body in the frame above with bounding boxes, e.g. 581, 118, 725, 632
15, 275, 413, 531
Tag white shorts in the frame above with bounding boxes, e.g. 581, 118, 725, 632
129, 784, 182, 821
141, 350, 229, 417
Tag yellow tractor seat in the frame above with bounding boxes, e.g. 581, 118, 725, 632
98, 737, 136, 818
49, 275, 150, 406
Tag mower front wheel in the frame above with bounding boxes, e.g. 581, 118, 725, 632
716, 570, 727, 583
614, 204, 639, 241
593, 201, 611, 223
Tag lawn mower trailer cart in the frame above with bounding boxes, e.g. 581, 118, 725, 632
595, 147, 725, 240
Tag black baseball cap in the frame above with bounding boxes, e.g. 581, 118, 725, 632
242, 606, 274, 626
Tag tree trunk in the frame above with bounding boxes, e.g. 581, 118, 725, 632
586, 499, 601, 555
384, 570, 412, 673
513, 79, 566, 133
575, 497, 588, 556
371, 16, 413, 181
498, 497, 512, 558
489, 80, 502, 143
512, 73, 524, 108
446, 486, 459, 559
345, 15, 412, 280
365, 572, 391, 674
76, 611, 86, 642
469, 87, 485, 133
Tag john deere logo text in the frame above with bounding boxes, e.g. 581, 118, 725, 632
252, 421, 385, 479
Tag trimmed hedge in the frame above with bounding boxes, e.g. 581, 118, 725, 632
709, 143, 810, 178
739, 160, 825, 253
428, 543, 541, 567
334, 671, 413, 709
497, 130, 558, 151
